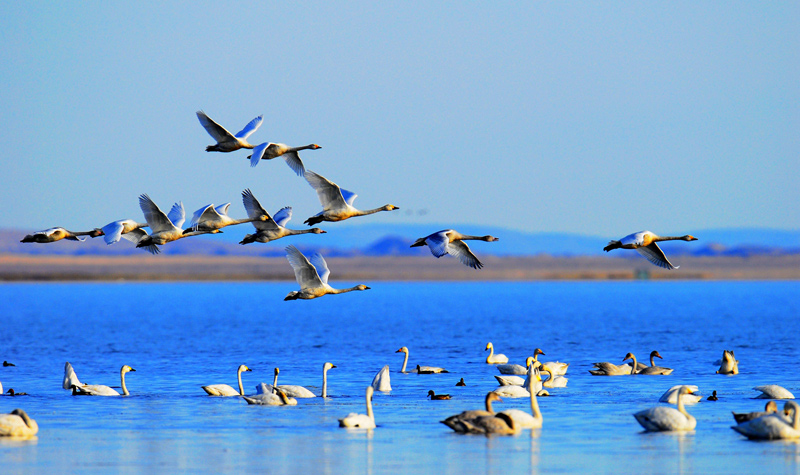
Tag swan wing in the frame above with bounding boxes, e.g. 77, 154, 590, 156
242, 189, 278, 231
214, 203, 231, 217
63, 362, 83, 389
249, 142, 268, 168
754, 385, 795, 399
234, 114, 263, 140
189, 204, 218, 228
621, 231, 648, 246
100, 220, 126, 244
634, 406, 693, 431
139, 194, 175, 233
277, 385, 316, 398
303, 170, 347, 211
285, 245, 324, 289
196, 110, 236, 142
636, 243, 677, 269
272, 207, 292, 227
340, 188, 358, 206
448, 240, 483, 269
283, 151, 306, 176
308, 252, 331, 285
167, 202, 185, 228
492, 385, 530, 398
74, 384, 120, 396
425, 231, 450, 258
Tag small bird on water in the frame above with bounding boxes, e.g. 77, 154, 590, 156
428, 390, 451, 400
707, 390, 718, 401
455, 378, 466, 387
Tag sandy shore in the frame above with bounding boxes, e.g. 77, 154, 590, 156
1, 253, 798, 281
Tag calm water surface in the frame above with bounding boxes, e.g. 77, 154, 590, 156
0, 281, 798, 474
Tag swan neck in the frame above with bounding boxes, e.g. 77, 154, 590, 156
629, 355, 638, 375
529, 380, 541, 419
655, 235, 683, 242
333, 286, 364, 294
401, 351, 409, 373
485, 395, 495, 414
322, 367, 328, 398
459, 234, 487, 241
272, 372, 279, 394
677, 391, 691, 419
356, 207, 388, 217
486, 345, 494, 363
792, 405, 800, 430
650, 354, 656, 367
120, 370, 129, 396
237, 368, 244, 396
366, 390, 374, 421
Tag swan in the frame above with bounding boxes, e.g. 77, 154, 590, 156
733, 401, 779, 424
485, 342, 508, 364
456, 378, 466, 387
603, 230, 698, 269
494, 375, 526, 386
442, 393, 518, 435
539, 365, 568, 388
183, 202, 268, 234
201, 364, 252, 396
497, 356, 536, 376
371, 365, 391, 392
428, 390, 451, 400
441, 392, 501, 431
716, 350, 739, 375
136, 195, 217, 250
72, 365, 136, 396
634, 386, 697, 431
659, 385, 702, 405
20, 227, 101, 243
196, 110, 263, 153
589, 352, 637, 376
732, 401, 800, 440
63, 362, 83, 390
540, 359, 569, 376
753, 385, 795, 399
243, 388, 298, 406
283, 245, 370, 300
637, 351, 673, 375
238, 189, 325, 244
302, 170, 398, 226
256, 365, 336, 398
339, 386, 376, 429
96, 219, 155, 252
0, 409, 38, 438
500, 372, 544, 429
493, 366, 548, 398
247, 142, 321, 175
395, 346, 448, 374
410, 229, 499, 269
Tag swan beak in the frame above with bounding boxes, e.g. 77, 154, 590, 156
130, 368, 137, 372
331, 365, 337, 368
365, 286, 371, 290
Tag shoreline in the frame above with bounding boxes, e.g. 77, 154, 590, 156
1, 254, 798, 281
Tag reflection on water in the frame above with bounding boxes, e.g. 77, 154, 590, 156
0, 281, 798, 473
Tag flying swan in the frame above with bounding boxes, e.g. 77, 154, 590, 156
603, 230, 698, 269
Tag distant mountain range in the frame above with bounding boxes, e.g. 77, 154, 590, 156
2, 225, 798, 257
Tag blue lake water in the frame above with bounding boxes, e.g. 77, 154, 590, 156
0, 281, 798, 474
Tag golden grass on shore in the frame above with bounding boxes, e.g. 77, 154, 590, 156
1, 254, 798, 281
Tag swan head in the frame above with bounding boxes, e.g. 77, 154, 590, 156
324, 362, 336, 371
482, 235, 499, 242
284, 291, 300, 301
678, 386, 695, 396
274, 368, 280, 376
91, 228, 104, 238
238, 365, 252, 373
311, 228, 326, 234
257, 215, 269, 222
766, 401, 778, 413
395, 347, 409, 354
383, 205, 399, 211
121, 365, 136, 374
622, 352, 635, 362
485, 342, 493, 351
783, 401, 798, 417
534, 348, 545, 356
310, 144, 321, 150
682, 235, 698, 241
10, 409, 35, 429
356, 285, 370, 291
650, 351, 663, 360
486, 392, 503, 404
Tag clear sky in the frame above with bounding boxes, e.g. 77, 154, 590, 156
1, 3, 797, 237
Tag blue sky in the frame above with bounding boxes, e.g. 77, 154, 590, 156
1, 3, 797, 238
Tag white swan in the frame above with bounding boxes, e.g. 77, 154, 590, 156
202, 364, 251, 396
136, 195, 216, 250
500, 372, 544, 429
371, 365, 391, 392
589, 352, 636, 376
283, 245, 370, 300
20, 227, 101, 243
339, 386, 376, 429
716, 349, 739, 375
603, 230, 698, 269
497, 356, 536, 376
540, 359, 569, 376
631, 350, 673, 375
659, 385, 702, 405
494, 375, 526, 386
255, 368, 281, 395
634, 386, 697, 431
539, 365, 568, 388
238, 189, 326, 244
256, 365, 336, 398
732, 401, 800, 440
733, 401, 779, 424
63, 362, 84, 390
395, 346, 448, 374
183, 202, 267, 234
196, 110, 263, 153
753, 385, 795, 399
302, 170, 398, 226
96, 219, 157, 253
410, 229, 499, 269
485, 342, 508, 364
243, 388, 298, 406
248, 142, 321, 175
72, 365, 136, 396
0, 409, 38, 438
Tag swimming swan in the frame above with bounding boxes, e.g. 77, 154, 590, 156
603, 230, 698, 269
410, 229, 499, 270
283, 245, 370, 300
733, 401, 779, 424
20, 227, 101, 243
659, 385, 702, 405
753, 385, 795, 399
238, 189, 325, 244
485, 342, 509, 364
339, 386, 376, 429
732, 401, 800, 440
637, 351, 673, 375
247, 142, 321, 176
716, 350, 739, 375
0, 409, 38, 438
589, 352, 637, 376
497, 356, 536, 376
371, 365, 391, 392
634, 386, 697, 431
255, 364, 336, 398
302, 170, 398, 226
441, 392, 500, 431
202, 364, 252, 396
196, 110, 263, 153
63, 362, 84, 390
243, 388, 298, 406
500, 373, 544, 429
539, 365, 568, 388
72, 365, 136, 396
396, 346, 448, 374
442, 392, 518, 434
